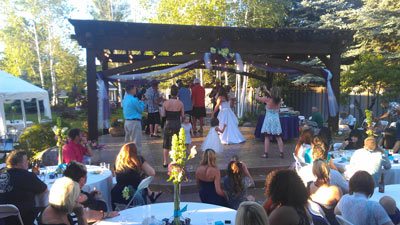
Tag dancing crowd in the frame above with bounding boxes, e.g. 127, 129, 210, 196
0, 77, 399, 225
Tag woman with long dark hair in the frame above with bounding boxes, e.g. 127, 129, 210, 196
212, 87, 245, 144
256, 87, 284, 158
223, 160, 252, 209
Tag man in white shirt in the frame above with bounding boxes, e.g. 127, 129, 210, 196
345, 137, 391, 184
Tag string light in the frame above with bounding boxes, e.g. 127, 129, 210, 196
109, 59, 113, 62
129, 54, 133, 59
153, 56, 156, 59
129, 60, 133, 63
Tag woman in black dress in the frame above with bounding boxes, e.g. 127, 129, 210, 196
111, 143, 162, 209
162, 85, 184, 167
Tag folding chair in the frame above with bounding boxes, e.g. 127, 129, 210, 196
0, 204, 24, 225
114, 176, 154, 211
335, 215, 354, 225
0, 138, 14, 160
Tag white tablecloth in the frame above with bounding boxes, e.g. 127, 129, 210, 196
332, 151, 400, 185
36, 165, 113, 209
370, 184, 400, 205
95, 202, 237, 225
6, 120, 33, 131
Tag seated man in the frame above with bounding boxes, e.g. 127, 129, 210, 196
0, 150, 47, 225
310, 106, 324, 128
339, 111, 356, 131
62, 128, 93, 163
345, 137, 391, 184
378, 101, 400, 153
380, 196, 400, 225
63, 161, 118, 223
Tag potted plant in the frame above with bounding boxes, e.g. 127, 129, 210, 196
109, 118, 125, 137
168, 128, 197, 225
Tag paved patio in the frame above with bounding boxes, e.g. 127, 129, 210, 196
94, 126, 297, 203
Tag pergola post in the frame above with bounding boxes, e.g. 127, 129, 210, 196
86, 48, 98, 140
326, 52, 341, 131
102, 60, 109, 135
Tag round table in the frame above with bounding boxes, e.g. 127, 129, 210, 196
95, 202, 237, 225
332, 151, 400, 185
370, 184, 400, 205
254, 115, 299, 141
35, 165, 113, 209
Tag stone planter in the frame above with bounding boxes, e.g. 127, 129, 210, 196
109, 126, 125, 137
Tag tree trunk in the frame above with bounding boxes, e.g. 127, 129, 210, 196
33, 22, 45, 89
48, 25, 58, 106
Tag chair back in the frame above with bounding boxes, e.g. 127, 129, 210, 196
335, 215, 354, 225
115, 176, 154, 211
292, 153, 304, 172
0, 204, 24, 225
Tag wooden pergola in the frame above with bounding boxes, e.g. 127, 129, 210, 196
69, 19, 354, 140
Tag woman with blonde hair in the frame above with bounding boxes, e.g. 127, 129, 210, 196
111, 143, 162, 209
308, 160, 342, 225
37, 177, 80, 225
195, 149, 227, 206
236, 201, 269, 225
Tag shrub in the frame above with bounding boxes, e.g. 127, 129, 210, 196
17, 123, 56, 158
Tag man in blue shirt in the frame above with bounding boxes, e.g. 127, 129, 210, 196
122, 84, 145, 153
177, 79, 193, 116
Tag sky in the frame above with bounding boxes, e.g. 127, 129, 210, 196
0, 0, 151, 62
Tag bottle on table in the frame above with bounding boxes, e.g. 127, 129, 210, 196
378, 173, 385, 193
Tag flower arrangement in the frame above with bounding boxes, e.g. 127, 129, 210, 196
365, 109, 374, 137
168, 128, 197, 225
210, 47, 235, 61
52, 117, 68, 165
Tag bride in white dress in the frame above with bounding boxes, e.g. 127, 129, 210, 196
211, 88, 246, 144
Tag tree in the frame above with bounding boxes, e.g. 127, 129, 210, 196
89, 0, 131, 21
341, 54, 400, 118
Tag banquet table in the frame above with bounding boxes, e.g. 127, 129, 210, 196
95, 202, 237, 225
370, 184, 400, 204
254, 115, 299, 140
332, 151, 400, 185
35, 165, 113, 209
6, 120, 33, 131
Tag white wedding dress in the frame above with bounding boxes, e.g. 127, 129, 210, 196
218, 101, 246, 144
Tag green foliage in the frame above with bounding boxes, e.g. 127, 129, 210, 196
341, 54, 400, 99
365, 109, 374, 137
89, 0, 131, 21
17, 123, 56, 158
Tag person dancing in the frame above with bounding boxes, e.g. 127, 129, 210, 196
256, 87, 284, 159
212, 87, 245, 145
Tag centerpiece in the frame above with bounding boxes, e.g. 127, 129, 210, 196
168, 128, 197, 225
365, 109, 374, 137
52, 117, 68, 165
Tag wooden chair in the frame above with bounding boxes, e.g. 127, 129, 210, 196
0, 204, 24, 225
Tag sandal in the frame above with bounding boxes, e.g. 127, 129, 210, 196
149, 191, 163, 203
261, 153, 269, 158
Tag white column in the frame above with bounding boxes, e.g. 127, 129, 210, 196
0, 101, 6, 136
36, 99, 42, 123
118, 81, 123, 104
224, 71, 228, 86
20, 100, 26, 128
200, 69, 203, 86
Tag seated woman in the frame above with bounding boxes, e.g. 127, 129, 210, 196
195, 149, 227, 207
308, 160, 342, 225
111, 143, 162, 209
223, 160, 254, 209
295, 129, 314, 164
312, 141, 338, 171
236, 202, 269, 225
340, 129, 364, 150
37, 177, 80, 225
263, 170, 312, 225
339, 112, 356, 131
335, 171, 394, 225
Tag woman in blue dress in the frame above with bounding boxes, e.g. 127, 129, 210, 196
256, 87, 284, 158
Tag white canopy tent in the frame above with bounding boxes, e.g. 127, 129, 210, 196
0, 71, 52, 136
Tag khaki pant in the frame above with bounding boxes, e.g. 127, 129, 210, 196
124, 120, 142, 153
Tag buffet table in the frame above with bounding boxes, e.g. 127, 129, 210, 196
254, 115, 299, 140
95, 202, 237, 225
35, 165, 113, 209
